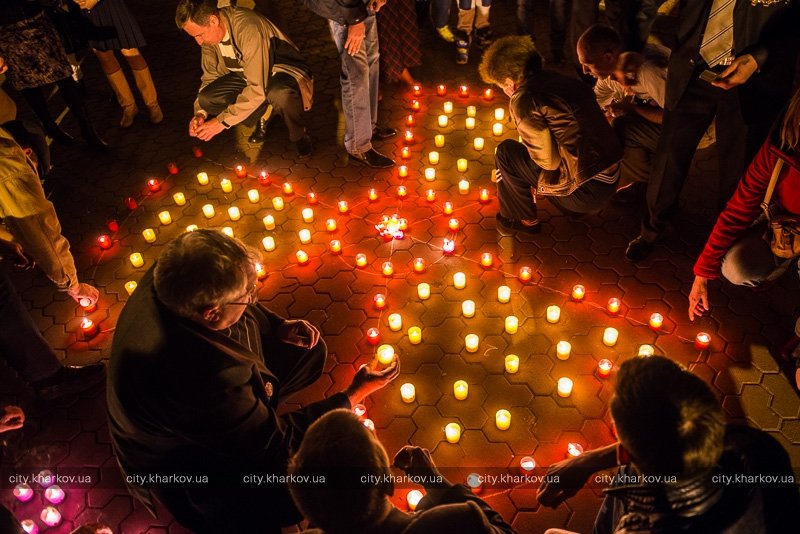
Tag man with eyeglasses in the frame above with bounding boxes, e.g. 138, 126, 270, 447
107, 230, 399, 533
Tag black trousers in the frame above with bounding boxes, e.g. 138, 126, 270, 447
197, 71, 308, 141
496, 139, 617, 220
641, 72, 773, 242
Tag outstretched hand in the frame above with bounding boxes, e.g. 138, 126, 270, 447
0, 405, 24, 433
279, 319, 321, 348
688, 276, 709, 321
345, 360, 400, 404
0, 239, 33, 269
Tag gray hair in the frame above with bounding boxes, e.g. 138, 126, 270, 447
175, 0, 219, 28
154, 230, 260, 320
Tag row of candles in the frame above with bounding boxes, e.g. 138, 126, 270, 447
12, 475, 66, 530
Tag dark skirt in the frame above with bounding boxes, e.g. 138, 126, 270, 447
0, 12, 72, 90
84, 0, 146, 51
377, 0, 422, 82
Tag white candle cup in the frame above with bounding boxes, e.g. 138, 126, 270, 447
556, 341, 571, 360
495, 409, 511, 430
473, 137, 485, 150
467, 105, 477, 117
302, 208, 314, 222
262, 236, 276, 251
603, 327, 619, 347
424, 168, 436, 181
263, 215, 276, 230
418, 283, 431, 300
438, 115, 448, 127
445, 422, 462, 443
408, 326, 422, 345
458, 179, 469, 194
400, 383, 416, 403
557, 377, 573, 397
505, 354, 520, 373
505, 316, 519, 334
492, 122, 503, 136
298, 229, 312, 244
453, 272, 466, 289
247, 189, 260, 203
158, 211, 172, 225
457, 158, 468, 173
429, 151, 440, 165
546, 305, 561, 323
173, 192, 186, 205
220, 179, 233, 193
465, 117, 476, 130
388, 313, 403, 331
494, 108, 505, 121
272, 197, 285, 211
462, 300, 476, 318
497, 285, 511, 303
465, 334, 479, 353
196, 172, 209, 185
443, 101, 453, 114
227, 206, 241, 221
453, 380, 469, 400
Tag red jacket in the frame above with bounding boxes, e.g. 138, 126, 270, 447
694, 138, 800, 279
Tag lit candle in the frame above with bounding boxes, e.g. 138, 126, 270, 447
428, 151, 440, 165
404, 130, 414, 143
382, 261, 394, 277
473, 137, 485, 150
424, 189, 435, 203
220, 178, 233, 193
263, 215, 276, 230
125, 197, 137, 210
546, 305, 561, 323
443, 201, 454, 215
97, 234, 112, 249
20, 520, 38, 534
448, 218, 460, 232
166, 163, 177, 175
407, 489, 423, 511
368, 188, 378, 202
465, 333, 479, 353
107, 218, 119, 232
376, 344, 395, 365
495, 409, 511, 430
158, 211, 172, 225
408, 326, 422, 345
13, 483, 34, 502
325, 218, 337, 232
255, 262, 268, 280
388, 313, 402, 331
417, 283, 431, 300
329, 239, 342, 253
298, 229, 312, 244
186, 224, 198, 232
649, 313, 664, 331
355, 253, 368, 267
492, 122, 503, 136
453, 272, 466, 289
443, 101, 453, 114
505, 316, 519, 334
458, 85, 469, 98
262, 236, 276, 251
142, 228, 156, 243
465, 117, 476, 130
598, 359, 613, 378
462, 300, 475, 317
299, 207, 314, 223
338, 200, 349, 214
497, 285, 511, 303
400, 383, 416, 403
438, 115, 448, 127
457, 159, 468, 173
307, 192, 319, 205
173, 192, 186, 205
234, 164, 247, 178
129, 253, 144, 268
435, 134, 445, 147
424, 168, 436, 181
44, 485, 65, 504
695, 332, 711, 350
483, 88, 494, 100
454, 380, 469, 400
353, 404, 367, 417
520, 456, 536, 473
607, 298, 621, 315
519, 266, 532, 281
556, 341, 571, 360
603, 327, 619, 346
445, 422, 461, 443
399, 165, 409, 178
413, 257, 426, 273
412, 84, 422, 96
397, 185, 408, 198
467, 105, 477, 117
442, 238, 455, 254
272, 197, 285, 210
638, 344, 655, 357
437, 84, 447, 96
282, 182, 294, 195
296, 250, 309, 265
363, 419, 375, 432
557, 377, 573, 397
505, 354, 520, 374
373, 293, 387, 310
411, 100, 421, 112
197, 172, 209, 185
228, 206, 241, 221
248, 189, 260, 203
258, 170, 271, 186
567, 443, 584, 457
81, 317, 97, 338
571, 284, 585, 301
367, 328, 380, 345
480, 252, 493, 268
124, 281, 137, 295
40, 507, 61, 527
221, 227, 234, 238
406, 114, 415, 127
494, 108, 505, 121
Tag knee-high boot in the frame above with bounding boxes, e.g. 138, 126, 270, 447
127, 55, 163, 124
56, 78, 109, 150
95, 49, 137, 127
19, 87, 75, 145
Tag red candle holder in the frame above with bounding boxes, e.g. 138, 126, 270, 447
412, 258, 426, 273
519, 266, 532, 282
598, 359, 613, 378
480, 252, 493, 268
404, 130, 414, 144
329, 239, 342, 254
167, 162, 178, 175
479, 188, 491, 203
355, 253, 368, 267
483, 88, 494, 101
436, 84, 446, 96
443, 202, 454, 215
192, 146, 203, 158
448, 218, 460, 232
106, 218, 119, 233
695, 332, 711, 350
81, 317, 98, 338
282, 182, 294, 195
338, 201, 349, 214
307, 192, 319, 205
373, 294, 387, 310
147, 178, 161, 192
411, 100, 421, 112
81, 300, 97, 313
125, 197, 138, 210
442, 239, 455, 255
368, 188, 378, 202
405, 115, 415, 127
400, 146, 411, 160
567, 443, 584, 457
258, 170, 271, 186
326, 219, 337, 232
97, 234, 112, 250
296, 250, 309, 265
648, 313, 664, 331
458, 85, 469, 98
255, 262, 268, 280
366, 328, 380, 345
234, 164, 247, 178
397, 186, 408, 199
382, 261, 394, 277
425, 189, 436, 202
607, 298, 621, 315
398, 165, 409, 178
412, 84, 422, 97
571, 284, 585, 301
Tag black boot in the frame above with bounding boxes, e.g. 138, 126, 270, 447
248, 117, 270, 144
19, 87, 75, 145
56, 78, 110, 151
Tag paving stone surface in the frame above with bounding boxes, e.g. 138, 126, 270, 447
1, 1, 799, 532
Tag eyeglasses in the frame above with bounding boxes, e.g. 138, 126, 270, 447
225, 283, 259, 307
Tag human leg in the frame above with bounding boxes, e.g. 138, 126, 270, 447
266, 72, 307, 143
18, 87, 74, 145
495, 139, 542, 223
124, 49, 163, 124
197, 73, 248, 118
611, 113, 661, 186
432, 0, 454, 41
720, 224, 791, 288
54, 77, 109, 150
549, 0, 568, 65
548, 175, 618, 214
94, 48, 137, 127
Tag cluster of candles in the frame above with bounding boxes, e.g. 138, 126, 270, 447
13, 472, 66, 531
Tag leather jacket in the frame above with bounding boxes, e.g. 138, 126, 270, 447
510, 60, 622, 196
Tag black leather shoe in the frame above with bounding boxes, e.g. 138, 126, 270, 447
371, 127, 397, 141
295, 135, 313, 159
248, 117, 270, 144
33, 363, 106, 401
496, 213, 541, 234
350, 149, 395, 169
625, 235, 654, 262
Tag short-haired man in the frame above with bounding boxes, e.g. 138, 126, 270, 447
538, 356, 799, 533
479, 36, 622, 234
288, 409, 515, 533
176, 0, 314, 156
578, 24, 669, 203
108, 230, 399, 533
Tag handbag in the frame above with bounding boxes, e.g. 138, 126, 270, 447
760, 158, 800, 259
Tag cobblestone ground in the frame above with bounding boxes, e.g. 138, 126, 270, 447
1, 1, 798, 533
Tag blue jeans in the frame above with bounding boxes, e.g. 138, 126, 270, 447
328, 15, 379, 154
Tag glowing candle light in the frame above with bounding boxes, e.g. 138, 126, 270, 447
302, 208, 314, 223
81, 317, 98, 338
186, 224, 198, 232
412, 257, 426, 273
407, 489, 423, 510
197, 172, 209, 185
173, 192, 186, 206
497, 285, 511, 303
473, 137, 485, 150
457, 159, 468, 173
382, 261, 394, 277
480, 252, 493, 268
505, 354, 520, 374
272, 197, 285, 210
235, 164, 247, 178
338, 200, 349, 214
405, 114, 415, 127
399, 165, 409, 178
417, 283, 431, 300
388, 313, 402, 331
443, 101, 453, 114
44, 485, 65, 504
329, 239, 342, 253
362, 418, 373, 432
147, 178, 161, 193
638, 344, 655, 357
129, 253, 144, 268
505, 316, 519, 334
465, 117, 476, 130
282, 182, 294, 195
467, 105, 477, 117
607, 298, 621, 315
20, 520, 38, 534
426, 189, 436, 202
454, 380, 469, 400
494, 108, 505, 121
556, 341, 571, 360
296, 250, 309, 265
695, 332, 711, 350
438, 115, 448, 127
408, 326, 422, 345
412, 84, 422, 96
571, 284, 585, 301
400, 383, 416, 403
124, 281, 137, 295
404, 130, 414, 143
355, 253, 368, 267
397, 186, 408, 198
519, 266, 532, 281
567, 443, 584, 457
603, 327, 619, 346
352, 404, 367, 418
367, 328, 380, 345
520, 456, 536, 473
495, 409, 511, 430
428, 151, 440, 165
325, 218, 337, 232
453, 272, 466, 289
298, 229, 312, 244
247, 189, 260, 203
436, 84, 446, 96
458, 85, 469, 98
443, 201, 454, 215
125, 197, 138, 210
483, 88, 494, 100
14, 483, 34, 502
434, 134, 445, 147
448, 218, 460, 231
262, 236, 276, 251
142, 228, 156, 243
40, 507, 61, 527
546, 305, 561, 323
107, 218, 119, 232
255, 262, 268, 280
442, 238, 455, 254
220, 178, 233, 193
465, 334, 479, 352
424, 168, 436, 181
649, 313, 664, 331
598, 359, 613, 378
557, 377, 573, 397
258, 170, 271, 186
373, 293, 387, 310
307, 192, 319, 205
38, 470, 54, 487
158, 211, 172, 225
445, 422, 461, 443
411, 99, 421, 112
263, 215, 276, 230
492, 122, 503, 136
97, 234, 112, 250
377, 344, 395, 365
368, 188, 378, 202
462, 300, 476, 317
227, 206, 241, 221
222, 227, 234, 238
